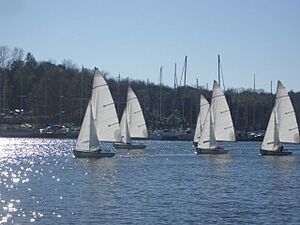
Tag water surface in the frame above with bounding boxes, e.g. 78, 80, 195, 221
0, 138, 300, 224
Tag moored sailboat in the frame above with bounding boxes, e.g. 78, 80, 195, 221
260, 81, 299, 156
74, 69, 121, 158
196, 81, 235, 154
113, 87, 147, 149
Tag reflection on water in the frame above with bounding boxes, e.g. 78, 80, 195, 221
0, 138, 300, 224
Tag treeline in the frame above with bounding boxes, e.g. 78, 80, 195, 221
0, 46, 299, 130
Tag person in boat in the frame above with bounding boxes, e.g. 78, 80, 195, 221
275, 145, 284, 152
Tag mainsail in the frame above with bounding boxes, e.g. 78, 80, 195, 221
275, 81, 300, 143
90, 69, 121, 142
211, 81, 235, 141
126, 87, 148, 138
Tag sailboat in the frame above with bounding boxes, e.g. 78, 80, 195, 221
74, 69, 121, 158
196, 81, 235, 154
260, 81, 300, 156
193, 95, 210, 146
113, 87, 148, 149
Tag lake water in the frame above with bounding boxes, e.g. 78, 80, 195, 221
1, 138, 300, 224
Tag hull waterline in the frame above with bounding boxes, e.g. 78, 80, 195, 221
260, 149, 292, 156
113, 143, 146, 149
196, 148, 228, 154
73, 149, 115, 158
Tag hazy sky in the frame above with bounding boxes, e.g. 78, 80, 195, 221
1, 0, 299, 91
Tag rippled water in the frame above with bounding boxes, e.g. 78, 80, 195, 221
0, 138, 300, 224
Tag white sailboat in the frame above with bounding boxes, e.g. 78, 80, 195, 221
113, 87, 147, 149
74, 69, 121, 158
196, 81, 235, 154
260, 81, 299, 156
193, 95, 210, 146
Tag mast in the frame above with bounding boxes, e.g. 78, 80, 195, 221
181, 56, 188, 129
18, 68, 26, 113
159, 66, 163, 126
253, 73, 256, 92
117, 73, 121, 118
218, 54, 221, 85
173, 63, 178, 127
174, 63, 177, 89
271, 80, 273, 94
44, 79, 47, 124
59, 75, 63, 124
218, 54, 226, 90
80, 66, 84, 119
184, 56, 187, 87
1, 71, 8, 125
3, 74, 7, 114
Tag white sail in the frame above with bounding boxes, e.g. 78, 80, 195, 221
90, 69, 121, 142
76, 101, 99, 151
194, 95, 210, 143
275, 81, 300, 143
120, 106, 131, 144
261, 107, 280, 151
211, 81, 235, 141
126, 87, 148, 138
197, 107, 217, 149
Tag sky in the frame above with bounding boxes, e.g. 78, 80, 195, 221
1, 0, 300, 91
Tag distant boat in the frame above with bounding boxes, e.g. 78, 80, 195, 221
260, 81, 300, 156
74, 69, 121, 158
193, 95, 210, 146
196, 81, 235, 154
114, 87, 147, 149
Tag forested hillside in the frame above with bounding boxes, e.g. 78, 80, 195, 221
1, 46, 299, 130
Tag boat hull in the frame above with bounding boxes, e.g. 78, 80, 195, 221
196, 148, 228, 154
73, 149, 115, 158
260, 149, 292, 156
113, 143, 146, 149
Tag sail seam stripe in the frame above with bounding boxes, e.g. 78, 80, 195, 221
108, 122, 119, 127
276, 95, 289, 99
212, 94, 223, 99
221, 110, 229, 114
93, 84, 107, 89
103, 102, 114, 107
285, 111, 295, 115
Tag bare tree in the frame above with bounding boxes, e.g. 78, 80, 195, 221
62, 59, 78, 70
11, 47, 24, 62
0, 46, 10, 68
